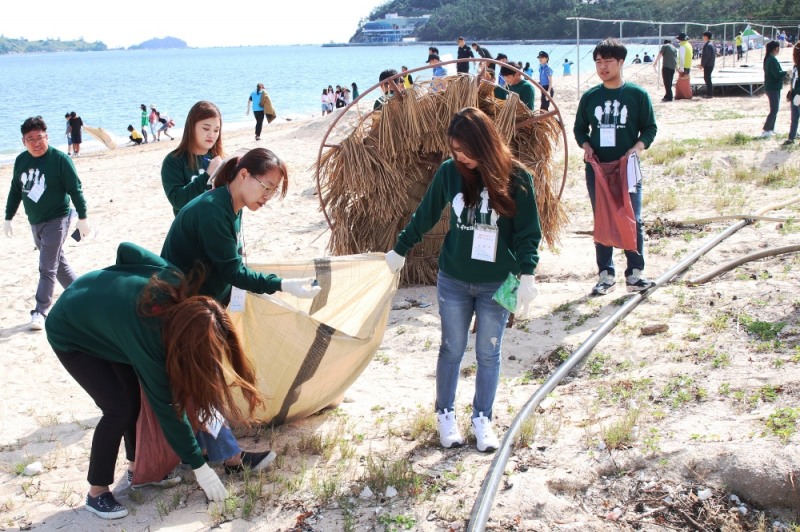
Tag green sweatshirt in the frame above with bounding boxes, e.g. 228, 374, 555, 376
45, 244, 205, 469
160, 185, 282, 302
573, 81, 657, 166
161, 151, 213, 216
764, 55, 786, 91
393, 159, 541, 283
507, 79, 536, 110
5, 146, 88, 224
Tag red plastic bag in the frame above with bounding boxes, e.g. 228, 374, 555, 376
675, 74, 692, 100
589, 156, 638, 252
131, 387, 180, 486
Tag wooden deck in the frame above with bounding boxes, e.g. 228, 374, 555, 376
689, 61, 793, 96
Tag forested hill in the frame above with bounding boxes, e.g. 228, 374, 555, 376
366, 0, 799, 41
0, 37, 106, 54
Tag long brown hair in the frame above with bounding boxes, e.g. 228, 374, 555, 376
211, 147, 288, 199
794, 42, 800, 67
138, 272, 263, 429
171, 101, 224, 171
447, 107, 524, 218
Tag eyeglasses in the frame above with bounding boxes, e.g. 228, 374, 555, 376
251, 175, 278, 198
24, 134, 48, 144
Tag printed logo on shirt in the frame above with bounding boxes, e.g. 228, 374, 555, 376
20, 168, 45, 193
452, 188, 499, 230
594, 99, 629, 129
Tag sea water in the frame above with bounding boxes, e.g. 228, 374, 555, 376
0, 42, 661, 162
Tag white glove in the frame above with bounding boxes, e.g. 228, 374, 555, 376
194, 463, 228, 502
515, 275, 538, 316
76, 218, 91, 239
280, 277, 322, 298
3, 220, 12, 237
385, 250, 406, 274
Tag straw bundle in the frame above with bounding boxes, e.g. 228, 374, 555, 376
316, 71, 568, 286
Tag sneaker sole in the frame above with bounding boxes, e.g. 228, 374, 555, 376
29, 322, 44, 331
591, 286, 615, 296
85, 504, 128, 520
476, 443, 499, 452
225, 450, 277, 474
440, 439, 464, 449
626, 284, 654, 293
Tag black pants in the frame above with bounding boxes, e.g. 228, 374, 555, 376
55, 350, 140, 486
254, 110, 265, 138
662, 67, 675, 100
704, 68, 713, 96
540, 85, 554, 110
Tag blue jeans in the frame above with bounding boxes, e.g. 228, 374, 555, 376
30, 215, 77, 315
585, 166, 645, 278
435, 271, 510, 421
196, 425, 240, 462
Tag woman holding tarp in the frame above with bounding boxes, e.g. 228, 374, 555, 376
44, 244, 265, 519
385, 107, 542, 453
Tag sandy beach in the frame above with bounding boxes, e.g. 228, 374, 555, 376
1, 46, 799, 531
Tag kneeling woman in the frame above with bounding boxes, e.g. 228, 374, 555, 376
45, 248, 265, 519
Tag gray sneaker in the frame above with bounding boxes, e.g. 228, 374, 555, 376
591, 271, 616, 296
626, 269, 655, 292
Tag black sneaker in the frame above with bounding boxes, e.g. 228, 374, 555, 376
224, 450, 276, 474
85, 492, 128, 519
591, 271, 616, 296
626, 269, 655, 292
127, 469, 182, 489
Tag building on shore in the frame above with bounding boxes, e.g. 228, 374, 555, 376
353, 13, 431, 44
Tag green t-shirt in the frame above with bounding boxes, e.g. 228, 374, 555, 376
393, 158, 541, 283
161, 151, 213, 216
45, 244, 205, 469
507, 79, 536, 110
160, 185, 282, 302
573, 81, 657, 165
5, 146, 88, 225
141, 109, 148, 128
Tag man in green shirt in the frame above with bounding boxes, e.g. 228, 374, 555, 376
499, 63, 536, 110
4, 116, 91, 330
573, 39, 658, 296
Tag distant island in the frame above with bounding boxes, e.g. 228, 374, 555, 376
0, 36, 187, 55
127, 37, 188, 50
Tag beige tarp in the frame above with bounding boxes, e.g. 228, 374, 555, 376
229, 253, 397, 425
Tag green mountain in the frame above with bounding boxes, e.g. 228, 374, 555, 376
0, 37, 107, 54
361, 0, 800, 41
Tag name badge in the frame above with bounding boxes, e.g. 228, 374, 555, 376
228, 287, 247, 312
600, 126, 616, 147
471, 224, 498, 262
27, 180, 46, 203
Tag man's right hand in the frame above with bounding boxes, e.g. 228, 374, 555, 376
582, 143, 595, 163
3, 220, 12, 237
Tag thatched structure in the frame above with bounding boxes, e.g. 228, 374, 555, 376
315, 60, 569, 286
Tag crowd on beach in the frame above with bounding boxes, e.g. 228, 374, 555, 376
3, 28, 800, 524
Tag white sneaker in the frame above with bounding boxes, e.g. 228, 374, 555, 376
760, 130, 774, 138
472, 412, 499, 452
29, 312, 45, 330
436, 409, 464, 448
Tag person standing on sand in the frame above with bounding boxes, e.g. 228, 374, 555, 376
573, 38, 658, 296
653, 39, 678, 102
44, 248, 269, 519
351, 82, 360, 100
139, 104, 149, 144
161, 101, 224, 216
784, 43, 800, 145
247, 83, 267, 141
499, 63, 536, 110
64, 113, 72, 155
67, 111, 83, 157
537, 51, 555, 111
677, 33, 693, 76
149, 104, 159, 140
761, 40, 786, 138
4, 116, 91, 330
700, 32, 716, 98
385, 107, 541, 453
456, 37, 474, 74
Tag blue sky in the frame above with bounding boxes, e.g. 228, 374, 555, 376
1, 0, 388, 47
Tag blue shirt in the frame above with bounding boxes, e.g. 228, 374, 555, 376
539, 63, 554, 87
563, 62, 573, 75
250, 90, 264, 112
